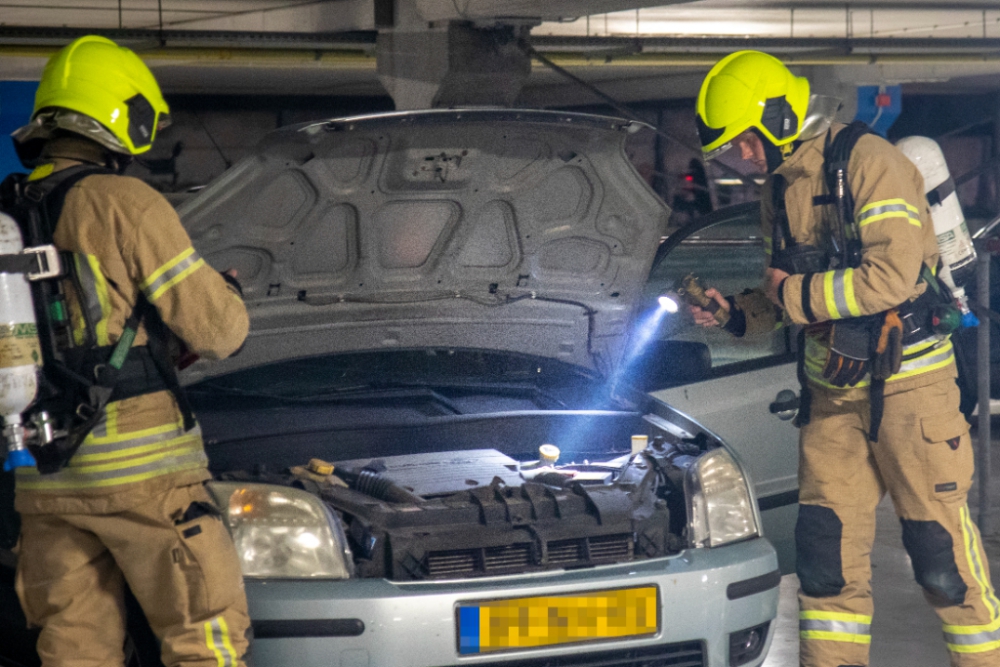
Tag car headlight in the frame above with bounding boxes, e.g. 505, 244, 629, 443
207, 481, 354, 579
684, 448, 759, 548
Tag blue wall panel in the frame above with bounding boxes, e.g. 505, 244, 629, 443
0, 81, 39, 179
854, 85, 902, 137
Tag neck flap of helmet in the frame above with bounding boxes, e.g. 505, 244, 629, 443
799, 94, 842, 143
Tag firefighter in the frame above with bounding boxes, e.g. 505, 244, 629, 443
7, 36, 251, 666
691, 50, 1000, 667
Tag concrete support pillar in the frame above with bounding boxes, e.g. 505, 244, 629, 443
376, 21, 532, 110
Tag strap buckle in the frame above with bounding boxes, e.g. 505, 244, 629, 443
22, 245, 63, 280
0, 244, 63, 280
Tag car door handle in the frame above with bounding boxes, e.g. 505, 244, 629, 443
769, 389, 799, 420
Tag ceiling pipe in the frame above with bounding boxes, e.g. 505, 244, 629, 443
2, 29, 1000, 68
7, 26, 1000, 53
2, 44, 1000, 68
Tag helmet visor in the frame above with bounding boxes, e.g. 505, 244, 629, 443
696, 113, 734, 160
703, 141, 733, 161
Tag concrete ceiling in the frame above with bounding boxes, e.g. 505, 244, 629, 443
3, 0, 1000, 104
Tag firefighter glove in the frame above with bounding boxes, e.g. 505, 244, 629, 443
872, 308, 904, 380
822, 317, 876, 387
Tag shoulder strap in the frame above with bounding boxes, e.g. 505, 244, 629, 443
822, 121, 873, 207
28, 166, 113, 349
770, 173, 794, 256
24, 165, 113, 244
822, 121, 873, 268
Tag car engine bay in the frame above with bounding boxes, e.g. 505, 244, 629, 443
218, 424, 714, 581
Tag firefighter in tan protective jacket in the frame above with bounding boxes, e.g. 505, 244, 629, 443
692, 51, 999, 667
6, 36, 251, 667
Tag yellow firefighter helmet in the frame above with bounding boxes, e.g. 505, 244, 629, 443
696, 50, 810, 160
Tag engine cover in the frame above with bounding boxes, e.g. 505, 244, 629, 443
322, 450, 681, 581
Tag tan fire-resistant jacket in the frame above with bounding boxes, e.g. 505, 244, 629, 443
734, 123, 956, 399
15, 137, 249, 514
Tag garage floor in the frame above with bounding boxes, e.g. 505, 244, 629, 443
762, 420, 1000, 667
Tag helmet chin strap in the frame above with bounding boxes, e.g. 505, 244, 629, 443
750, 128, 789, 173
106, 152, 133, 174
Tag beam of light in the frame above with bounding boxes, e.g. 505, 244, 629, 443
608, 298, 673, 394
529, 297, 677, 467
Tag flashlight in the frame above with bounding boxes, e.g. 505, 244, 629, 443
658, 294, 680, 313
677, 273, 730, 327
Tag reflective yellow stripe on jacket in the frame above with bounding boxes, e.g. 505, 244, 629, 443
799, 611, 872, 644
16, 405, 207, 490
140, 247, 206, 302
205, 616, 239, 667
71, 253, 113, 346
822, 268, 862, 320
856, 198, 922, 228
804, 334, 954, 389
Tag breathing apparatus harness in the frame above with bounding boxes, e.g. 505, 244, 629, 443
771, 121, 959, 441
0, 165, 194, 474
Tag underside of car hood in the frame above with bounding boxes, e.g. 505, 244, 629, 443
178, 110, 668, 382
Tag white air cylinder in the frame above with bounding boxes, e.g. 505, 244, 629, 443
895, 136, 977, 302
0, 212, 41, 441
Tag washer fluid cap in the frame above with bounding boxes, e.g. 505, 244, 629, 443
539, 444, 560, 464
308, 458, 335, 476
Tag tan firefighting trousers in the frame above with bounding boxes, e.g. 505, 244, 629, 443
797, 378, 1000, 667
15, 483, 250, 667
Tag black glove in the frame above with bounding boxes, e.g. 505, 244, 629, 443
822, 316, 878, 387
221, 271, 243, 297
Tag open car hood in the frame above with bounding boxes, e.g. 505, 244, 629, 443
178, 110, 668, 383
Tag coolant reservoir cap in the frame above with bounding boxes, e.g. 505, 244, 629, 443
538, 444, 560, 464
307, 458, 335, 476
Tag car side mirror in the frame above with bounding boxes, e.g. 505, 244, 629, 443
632, 340, 712, 391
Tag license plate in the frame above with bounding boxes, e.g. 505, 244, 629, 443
457, 586, 659, 655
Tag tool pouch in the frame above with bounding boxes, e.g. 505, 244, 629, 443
771, 243, 830, 275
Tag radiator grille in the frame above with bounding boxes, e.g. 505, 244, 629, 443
547, 539, 585, 565
588, 534, 633, 562
424, 535, 634, 579
426, 550, 481, 578
484, 544, 533, 571
434, 641, 706, 667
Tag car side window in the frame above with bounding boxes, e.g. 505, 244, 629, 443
640, 205, 791, 387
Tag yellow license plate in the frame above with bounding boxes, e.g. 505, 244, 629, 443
457, 586, 659, 654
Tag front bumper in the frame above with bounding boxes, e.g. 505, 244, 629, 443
245, 536, 779, 667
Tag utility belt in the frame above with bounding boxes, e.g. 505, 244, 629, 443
63, 344, 173, 403
30, 329, 194, 474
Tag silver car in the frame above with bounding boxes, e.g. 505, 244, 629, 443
0, 110, 799, 667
